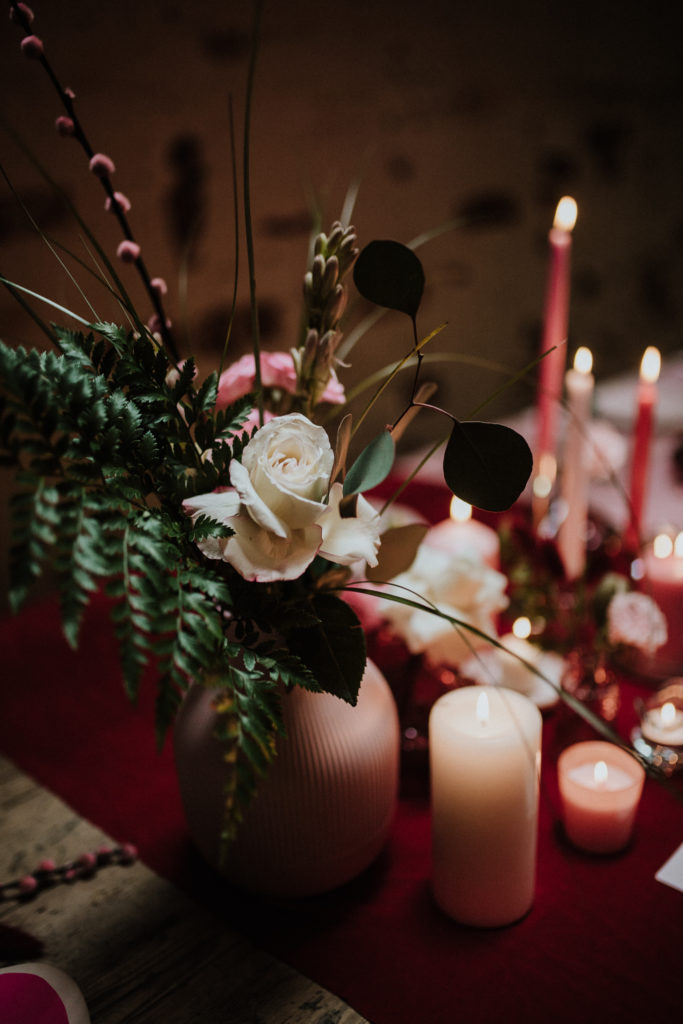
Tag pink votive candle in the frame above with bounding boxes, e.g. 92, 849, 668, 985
557, 741, 645, 854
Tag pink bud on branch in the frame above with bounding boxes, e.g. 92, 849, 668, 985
89, 152, 116, 177
105, 191, 132, 214
20, 33, 43, 58
117, 240, 141, 263
55, 115, 75, 136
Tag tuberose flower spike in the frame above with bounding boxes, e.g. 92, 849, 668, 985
20, 34, 43, 58
117, 239, 140, 263
89, 152, 116, 177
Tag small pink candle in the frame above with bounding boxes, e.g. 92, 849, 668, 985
558, 346, 594, 579
627, 345, 661, 548
426, 497, 500, 568
637, 532, 683, 677
557, 741, 645, 853
532, 196, 578, 528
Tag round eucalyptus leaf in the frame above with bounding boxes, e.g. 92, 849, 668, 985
352, 240, 425, 319
343, 429, 395, 497
443, 420, 532, 512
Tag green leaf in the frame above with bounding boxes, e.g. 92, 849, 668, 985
443, 420, 532, 512
353, 239, 425, 319
366, 522, 429, 582
287, 593, 366, 705
343, 429, 395, 496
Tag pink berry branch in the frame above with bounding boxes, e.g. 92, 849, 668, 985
8, 1, 180, 362
0, 843, 138, 901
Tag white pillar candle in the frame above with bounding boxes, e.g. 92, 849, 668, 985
558, 346, 594, 579
426, 497, 500, 568
429, 685, 542, 927
557, 741, 645, 854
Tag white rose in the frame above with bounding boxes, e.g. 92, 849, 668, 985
183, 413, 384, 585
183, 414, 333, 583
318, 483, 381, 567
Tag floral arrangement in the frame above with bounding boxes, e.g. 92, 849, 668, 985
0, 2, 534, 837
500, 516, 667, 671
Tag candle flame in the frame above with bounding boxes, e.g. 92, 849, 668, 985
512, 616, 532, 639
675, 532, 683, 557
661, 702, 676, 727
532, 453, 556, 499
593, 760, 608, 786
449, 496, 472, 523
639, 346, 661, 384
653, 533, 674, 559
476, 691, 490, 726
554, 196, 578, 232
573, 346, 593, 374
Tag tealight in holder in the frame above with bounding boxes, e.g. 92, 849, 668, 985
631, 678, 683, 775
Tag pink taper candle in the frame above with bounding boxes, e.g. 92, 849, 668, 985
532, 196, 578, 528
626, 346, 661, 550
558, 347, 594, 579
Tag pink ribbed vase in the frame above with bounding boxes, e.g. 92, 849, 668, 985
174, 659, 400, 897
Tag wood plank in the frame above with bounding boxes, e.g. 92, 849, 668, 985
0, 756, 369, 1023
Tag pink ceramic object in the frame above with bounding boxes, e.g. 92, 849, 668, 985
0, 963, 90, 1024
174, 659, 400, 897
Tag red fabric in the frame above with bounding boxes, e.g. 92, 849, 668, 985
0, 974, 69, 1024
1, 591, 682, 1023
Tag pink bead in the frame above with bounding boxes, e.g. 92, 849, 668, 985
78, 852, 97, 870
20, 33, 43, 58
38, 859, 56, 872
117, 240, 141, 263
119, 843, 138, 864
19, 875, 38, 893
89, 152, 116, 177
64, 868, 77, 883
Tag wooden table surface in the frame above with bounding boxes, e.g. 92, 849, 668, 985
0, 756, 369, 1023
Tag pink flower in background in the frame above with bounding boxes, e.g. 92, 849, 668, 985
606, 591, 667, 656
216, 352, 297, 408
216, 351, 345, 409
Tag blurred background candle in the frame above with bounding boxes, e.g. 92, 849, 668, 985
426, 496, 500, 568
627, 345, 661, 549
532, 196, 578, 529
558, 346, 594, 579
429, 686, 541, 927
557, 741, 645, 853
637, 531, 683, 677
641, 699, 683, 747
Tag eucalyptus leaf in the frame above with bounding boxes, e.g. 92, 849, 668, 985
353, 240, 425, 319
365, 523, 429, 582
343, 429, 395, 496
443, 420, 532, 512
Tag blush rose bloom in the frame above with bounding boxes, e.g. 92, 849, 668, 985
183, 414, 380, 583
606, 591, 667, 656
216, 351, 345, 408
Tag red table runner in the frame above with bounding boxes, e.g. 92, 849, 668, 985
1, 591, 682, 1023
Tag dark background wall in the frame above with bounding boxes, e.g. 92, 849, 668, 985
2, 0, 682, 602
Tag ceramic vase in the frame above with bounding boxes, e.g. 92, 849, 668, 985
174, 658, 400, 898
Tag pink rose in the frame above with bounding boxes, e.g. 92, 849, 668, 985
217, 352, 297, 408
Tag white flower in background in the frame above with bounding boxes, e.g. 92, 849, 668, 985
606, 591, 668, 656
183, 413, 381, 583
381, 543, 509, 668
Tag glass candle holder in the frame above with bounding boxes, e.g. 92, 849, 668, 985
557, 741, 646, 854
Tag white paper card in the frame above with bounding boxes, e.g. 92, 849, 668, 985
655, 842, 683, 893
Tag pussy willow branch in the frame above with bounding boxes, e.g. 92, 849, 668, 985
8, 0, 179, 363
